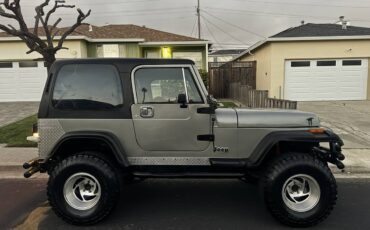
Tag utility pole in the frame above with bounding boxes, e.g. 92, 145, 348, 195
197, 0, 201, 39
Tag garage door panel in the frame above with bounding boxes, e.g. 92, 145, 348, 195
285, 59, 368, 101
0, 61, 47, 102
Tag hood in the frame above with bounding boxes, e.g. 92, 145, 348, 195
215, 108, 320, 128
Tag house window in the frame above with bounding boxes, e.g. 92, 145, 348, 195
0, 62, 13, 68
317, 60, 336, 66
291, 61, 310, 67
343, 60, 362, 66
102, 44, 119, 57
19, 61, 38, 68
172, 52, 203, 69
145, 50, 161, 58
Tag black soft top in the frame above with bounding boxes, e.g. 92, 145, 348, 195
51, 58, 195, 73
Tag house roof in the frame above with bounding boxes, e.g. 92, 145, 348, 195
232, 23, 370, 61
209, 49, 246, 56
271, 23, 370, 38
0, 24, 206, 42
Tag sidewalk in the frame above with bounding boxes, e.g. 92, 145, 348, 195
0, 145, 44, 179
0, 145, 370, 178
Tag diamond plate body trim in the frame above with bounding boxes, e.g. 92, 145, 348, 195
128, 157, 211, 166
38, 119, 65, 158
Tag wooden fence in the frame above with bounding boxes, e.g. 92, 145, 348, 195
208, 61, 256, 98
229, 83, 297, 109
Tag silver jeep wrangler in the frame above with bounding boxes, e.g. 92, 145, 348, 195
24, 58, 345, 227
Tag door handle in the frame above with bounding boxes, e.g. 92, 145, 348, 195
140, 106, 154, 118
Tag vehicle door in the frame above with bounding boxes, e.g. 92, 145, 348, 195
131, 65, 211, 151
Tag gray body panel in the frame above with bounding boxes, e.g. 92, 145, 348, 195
37, 60, 326, 167
131, 104, 211, 151
235, 108, 320, 128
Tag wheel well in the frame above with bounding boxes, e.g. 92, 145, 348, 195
50, 137, 125, 169
259, 141, 319, 168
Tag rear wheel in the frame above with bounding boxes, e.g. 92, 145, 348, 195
47, 153, 120, 225
260, 153, 337, 227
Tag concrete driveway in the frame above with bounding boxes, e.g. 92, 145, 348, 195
0, 102, 39, 128
298, 101, 370, 149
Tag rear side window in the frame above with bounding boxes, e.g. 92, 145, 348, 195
52, 64, 123, 110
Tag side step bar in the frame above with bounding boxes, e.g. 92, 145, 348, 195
132, 172, 245, 179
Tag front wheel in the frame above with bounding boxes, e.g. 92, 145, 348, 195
47, 153, 121, 225
260, 153, 337, 227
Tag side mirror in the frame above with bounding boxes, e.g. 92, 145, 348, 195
177, 93, 188, 108
207, 95, 218, 111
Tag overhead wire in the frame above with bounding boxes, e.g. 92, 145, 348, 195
202, 10, 266, 38
200, 14, 251, 47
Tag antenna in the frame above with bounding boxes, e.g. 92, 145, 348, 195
197, 0, 201, 39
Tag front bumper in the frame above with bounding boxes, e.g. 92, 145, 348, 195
313, 129, 345, 170
23, 158, 47, 178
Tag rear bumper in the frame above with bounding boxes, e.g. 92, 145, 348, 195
23, 158, 47, 178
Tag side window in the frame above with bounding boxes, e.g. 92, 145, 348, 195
52, 64, 123, 110
184, 68, 203, 103
135, 68, 185, 103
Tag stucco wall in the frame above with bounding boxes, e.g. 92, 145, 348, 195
242, 40, 370, 100
241, 43, 272, 95
0, 40, 87, 60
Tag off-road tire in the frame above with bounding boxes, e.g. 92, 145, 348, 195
260, 153, 337, 227
47, 153, 121, 225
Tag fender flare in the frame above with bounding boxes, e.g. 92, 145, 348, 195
48, 131, 129, 167
246, 130, 343, 167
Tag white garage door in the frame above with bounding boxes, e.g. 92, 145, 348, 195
285, 59, 368, 101
0, 61, 47, 102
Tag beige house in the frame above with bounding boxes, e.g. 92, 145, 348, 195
234, 23, 370, 101
0, 24, 209, 102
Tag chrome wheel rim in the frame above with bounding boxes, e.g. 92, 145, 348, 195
281, 174, 321, 212
63, 172, 101, 210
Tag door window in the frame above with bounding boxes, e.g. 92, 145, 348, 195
184, 68, 203, 103
134, 67, 203, 104
135, 68, 185, 103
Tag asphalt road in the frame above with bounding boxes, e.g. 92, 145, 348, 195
3, 178, 370, 230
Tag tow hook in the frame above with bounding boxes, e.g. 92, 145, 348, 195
313, 143, 345, 170
23, 158, 46, 178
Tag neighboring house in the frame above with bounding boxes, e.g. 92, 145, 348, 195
0, 24, 208, 102
209, 49, 246, 62
234, 22, 370, 101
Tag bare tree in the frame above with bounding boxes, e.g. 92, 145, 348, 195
0, 0, 91, 69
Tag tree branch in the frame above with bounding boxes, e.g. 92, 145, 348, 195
56, 8, 91, 51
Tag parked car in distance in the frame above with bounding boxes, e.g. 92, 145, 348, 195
24, 58, 345, 227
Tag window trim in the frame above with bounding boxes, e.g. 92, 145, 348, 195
19, 61, 38, 68
131, 64, 206, 104
290, 61, 310, 67
51, 63, 124, 111
0, 62, 13, 68
316, 60, 336, 67
342, 60, 362, 66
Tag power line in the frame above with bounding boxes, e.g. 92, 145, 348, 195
200, 15, 251, 47
190, 17, 197, 37
230, 0, 370, 10
202, 10, 266, 38
201, 18, 223, 48
206, 7, 370, 23
20, 0, 162, 7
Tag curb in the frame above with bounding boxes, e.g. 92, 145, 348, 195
0, 165, 48, 179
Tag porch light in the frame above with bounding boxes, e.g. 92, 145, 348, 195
162, 47, 172, 58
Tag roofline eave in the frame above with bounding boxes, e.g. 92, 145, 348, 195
231, 35, 370, 61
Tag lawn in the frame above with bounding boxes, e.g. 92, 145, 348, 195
218, 101, 238, 108
0, 114, 37, 147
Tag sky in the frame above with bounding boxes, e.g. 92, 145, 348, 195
2, 0, 370, 49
